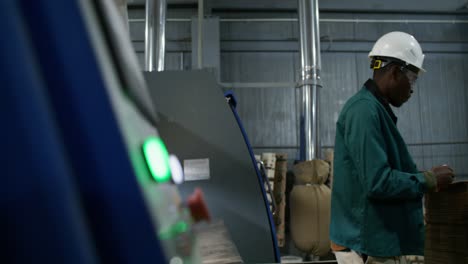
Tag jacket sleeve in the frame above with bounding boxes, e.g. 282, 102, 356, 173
344, 100, 429, 201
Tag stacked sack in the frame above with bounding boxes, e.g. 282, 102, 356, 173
424, 181, 468, 264
273, 154, 288, 247
289, 159, 331, 256
260, 153, 276, 209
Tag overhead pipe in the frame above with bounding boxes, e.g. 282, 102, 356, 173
298, 0, 321, 160
250, 140, 468, 149
131, 18, 468, 24
218, 18, 468, 23
144, 0, 166, 71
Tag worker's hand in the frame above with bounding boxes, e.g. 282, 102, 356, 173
431, 165, 455, 190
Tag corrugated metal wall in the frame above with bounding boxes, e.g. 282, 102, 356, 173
128, 9, 468, 178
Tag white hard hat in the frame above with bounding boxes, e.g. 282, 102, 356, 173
369, 31, 425, 73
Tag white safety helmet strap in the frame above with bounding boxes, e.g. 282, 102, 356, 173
369, 31, 425, 73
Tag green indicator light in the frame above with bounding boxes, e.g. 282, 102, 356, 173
142, 137, 171, 183
173, 221, 188, 233
158, 221, 189, 240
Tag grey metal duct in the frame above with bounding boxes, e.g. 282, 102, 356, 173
144, 0, 166, 71
298, 0, 321, 160
197, 0, 203, 68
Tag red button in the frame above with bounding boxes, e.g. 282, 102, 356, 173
187, 188, 211, 223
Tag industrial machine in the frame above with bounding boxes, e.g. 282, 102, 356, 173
145, 70, 280, 263
4, 0, 279, 263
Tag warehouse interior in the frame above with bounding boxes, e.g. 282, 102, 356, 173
126, 0, 468, 178
4, 0, 468, 263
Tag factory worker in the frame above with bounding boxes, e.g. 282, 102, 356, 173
329, 31, 455, 264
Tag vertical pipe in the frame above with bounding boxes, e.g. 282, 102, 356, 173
180, 52, 184, 70
156, 0, 166, 71
144, 0, 166, 72
197, 0, 203, 68
298, 0, 321, 160
144, 0, 153, 71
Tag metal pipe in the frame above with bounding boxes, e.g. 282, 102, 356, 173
219, 18, 468, 23
157, 0, 166, 71
131, 18, 468, 24
220, 82, 296, 88
298, 0, 321, 160
251, 140, 468, 149
320, 18, 468, 23
144, 0, 153, 71
179, 52, 184, 70
197, 0, 203, 68
144, 0, 166, 71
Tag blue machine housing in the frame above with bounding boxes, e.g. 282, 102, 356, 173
3, 1, 166, 263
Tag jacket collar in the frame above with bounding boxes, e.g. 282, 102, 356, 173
364, 79, 398, 124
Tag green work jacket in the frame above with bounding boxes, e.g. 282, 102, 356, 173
330, 79, 430, 257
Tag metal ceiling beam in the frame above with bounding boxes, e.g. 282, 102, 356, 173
128, 0, 468, 14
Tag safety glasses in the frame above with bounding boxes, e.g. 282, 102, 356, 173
400, 67, 418, 86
